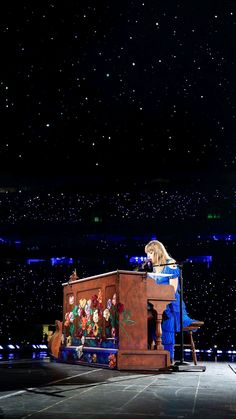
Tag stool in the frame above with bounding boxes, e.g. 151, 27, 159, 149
175, 321, 204, 365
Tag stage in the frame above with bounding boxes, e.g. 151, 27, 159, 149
0, 359, 235, 418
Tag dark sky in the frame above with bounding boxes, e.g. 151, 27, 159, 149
1, 1, 236, 186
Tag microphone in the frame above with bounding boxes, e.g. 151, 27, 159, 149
141, 259, 153, 272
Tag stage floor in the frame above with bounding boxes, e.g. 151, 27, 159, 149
0, 359, 235, 418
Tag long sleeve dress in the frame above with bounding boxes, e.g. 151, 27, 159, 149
147, 262, 195, 360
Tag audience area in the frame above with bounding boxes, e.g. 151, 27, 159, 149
0, 186, 235, 352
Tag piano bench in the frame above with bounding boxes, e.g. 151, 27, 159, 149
175, 321, 204, 365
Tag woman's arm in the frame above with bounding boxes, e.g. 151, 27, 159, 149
169, 277, 178, 293
168, 259, 179, 293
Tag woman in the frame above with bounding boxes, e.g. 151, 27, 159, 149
145, 240, 196, 362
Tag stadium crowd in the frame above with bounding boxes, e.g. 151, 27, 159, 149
0, 185, 235, 352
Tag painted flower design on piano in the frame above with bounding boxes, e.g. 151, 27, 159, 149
107, 294, 135, 339
64, 290, 135, 343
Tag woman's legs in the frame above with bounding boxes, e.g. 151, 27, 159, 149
162, 314, 175, 361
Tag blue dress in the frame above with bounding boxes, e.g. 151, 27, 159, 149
147, 262, 195, 360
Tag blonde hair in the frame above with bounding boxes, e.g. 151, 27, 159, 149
144, 240, 175, 266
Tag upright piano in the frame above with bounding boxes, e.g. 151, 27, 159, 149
53, 270, 175, 370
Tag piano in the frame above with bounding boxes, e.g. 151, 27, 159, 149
50, 270, 175, 370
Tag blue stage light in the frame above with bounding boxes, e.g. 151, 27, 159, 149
129, 256, 146, 264
50, 257, 73, 266
8, 344, 15, 349
26, 258, 46, 264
